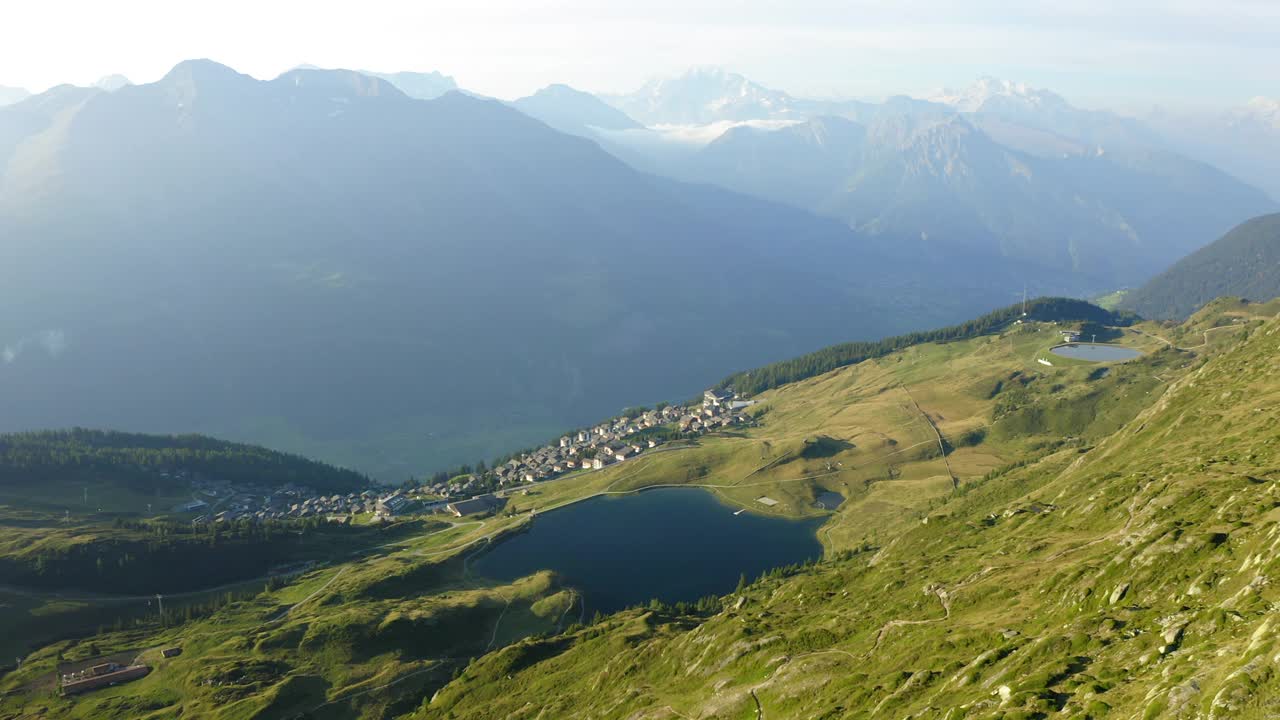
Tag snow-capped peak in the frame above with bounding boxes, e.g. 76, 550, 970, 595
929, 76, 1069, 113
1242, 96, 1280, 128
610, 67, 798, 125
94, 74, 132, 92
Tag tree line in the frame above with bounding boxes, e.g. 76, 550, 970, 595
719, 297, 1131, 396
0, 428, 369, 494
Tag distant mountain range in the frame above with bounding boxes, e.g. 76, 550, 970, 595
513, 84, 642, 137
553, 72, 1275, 289
929, 76, 1162, 155
1120, 212, 1280, 319
0, 78, 128, 107
93, 74, 131, 92
601, 66, 802, 125
361, 69, 459, 100
679, 111, 1271, 288
583, 69, 1280, 211
0, 60, 1014, 479
293, 65, 460, 100
598, 66, 947, 128
1147, 97, 1280, 201
1, 60, 1275, 478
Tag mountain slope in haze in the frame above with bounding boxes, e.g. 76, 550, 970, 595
591, 70, 1274, 290
361, 69, 459, 99
600, 66, 940, 128
1121, 212, 1280, 319
0, 86, 29, 107
0, 60, 1005, 479
1148, 97, 1280, 202
512, 83, 643, 137
93, 74, 131, 92
930, 76, 1161, 154
688, 112, 1275, 289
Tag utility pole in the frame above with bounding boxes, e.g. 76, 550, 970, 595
156, 594, 164, 619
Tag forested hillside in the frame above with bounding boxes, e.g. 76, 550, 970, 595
720, 296, 1127, 395
0, 429, 368, 495
1122, 212, 1280, 319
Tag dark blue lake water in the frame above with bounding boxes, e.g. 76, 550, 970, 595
471, 487, 823, 613
1049, 343, 1143, 362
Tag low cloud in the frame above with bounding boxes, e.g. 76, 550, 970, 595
597, 118, 802, 150
38, 329, 68, 357
2, 329, 69, 364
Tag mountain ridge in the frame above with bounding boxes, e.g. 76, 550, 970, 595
0, 59, 998, 479
686, 110, 1274, 288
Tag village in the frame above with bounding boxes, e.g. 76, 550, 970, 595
169, 389, 754, 525
174, 475, 390, 526
409, 388, 755, 516
52, 389, 755, 698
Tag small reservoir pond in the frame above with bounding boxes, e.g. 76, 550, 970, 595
1049, 343, 1143, 363
471, 488, 823, 613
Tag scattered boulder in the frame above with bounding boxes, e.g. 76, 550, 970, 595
1109, 583, 1131, 605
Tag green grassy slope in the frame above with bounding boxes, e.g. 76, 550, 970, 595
0, 430, 376, 662
0, 520, 574, 719
421, 310, 1280, 719
3, 303, 1277, 719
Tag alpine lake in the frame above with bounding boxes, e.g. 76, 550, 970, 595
471, 487, 824, 614
1049, 343, 1144, 362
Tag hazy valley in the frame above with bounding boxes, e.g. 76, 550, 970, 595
1, 62, 1275, 480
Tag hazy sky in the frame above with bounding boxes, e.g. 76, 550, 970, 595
2, 1, 1277, 110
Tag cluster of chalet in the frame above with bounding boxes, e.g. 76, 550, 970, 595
170, 389, 759, 524
183, 477, 382, 525
680, 389, 755, 433
419, 390, 755, 506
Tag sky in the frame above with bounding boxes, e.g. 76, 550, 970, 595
2, 0, 1277, 111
